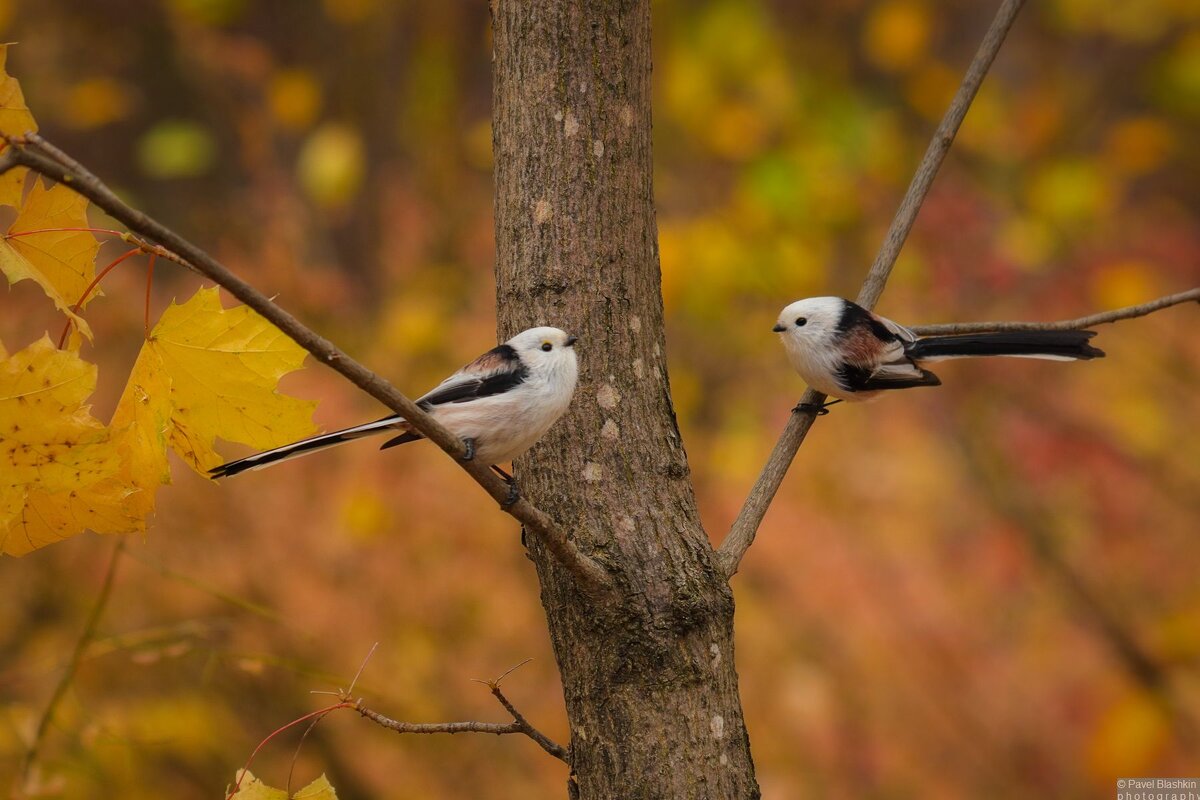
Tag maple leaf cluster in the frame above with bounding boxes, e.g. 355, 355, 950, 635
0, 45, 317, 557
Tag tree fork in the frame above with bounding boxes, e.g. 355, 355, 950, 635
492, 1, 760, 797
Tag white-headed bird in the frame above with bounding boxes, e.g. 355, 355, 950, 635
774, 297, 1103, 407
209, 327, 579, 497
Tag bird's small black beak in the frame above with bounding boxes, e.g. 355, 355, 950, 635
565, 334, 578, 347
771, 323, 786, 333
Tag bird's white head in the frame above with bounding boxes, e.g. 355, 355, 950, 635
772, 297, 846, 349
505, 326, 579, 377
771, 297, 856, 399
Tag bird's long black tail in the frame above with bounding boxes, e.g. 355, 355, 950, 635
907, 329, 1105, 362
208, 416, 406, 479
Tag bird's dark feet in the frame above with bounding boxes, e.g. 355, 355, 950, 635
793, 399, 843, 416
460, 437, 477, 462
488, 464, 520, 509
502, 478, 521, 509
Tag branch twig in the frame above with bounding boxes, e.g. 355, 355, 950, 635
355, 660, 567, 762
484, 685, 567, 760
716, 0, 1028, 578
356, 705, 526, 737
472, 658, 568, 760
910, 288, 1200, 335
12, 539, 124, 795
0, 136, 610, 594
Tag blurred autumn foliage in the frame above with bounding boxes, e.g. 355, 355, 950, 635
1, 0, 1198, 798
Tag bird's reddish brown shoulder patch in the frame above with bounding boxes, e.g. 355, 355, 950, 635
463, 344, 520, 374
840, 325, 883, 364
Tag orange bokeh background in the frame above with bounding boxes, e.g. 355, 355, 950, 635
2, 0, 1198, 797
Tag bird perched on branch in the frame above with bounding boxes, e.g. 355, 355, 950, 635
209, 327, 579, 502
773, 297, 1104, 410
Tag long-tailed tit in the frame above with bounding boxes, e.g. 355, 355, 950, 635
773, 297, 1104, 409
209, 327, 579, 499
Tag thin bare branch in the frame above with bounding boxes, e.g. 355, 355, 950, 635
471, 657, 533, 689
355, 704, 522, 736
346, 642, 379, 697
0, 136, 611, 594
911, 288, 1200, 335
488, 685, 568, 760
471, 659, 568, 760
716, 0, 1028, 578
12, 539, 124, 796
353, 659, 567, 761
355, 699, 568, 762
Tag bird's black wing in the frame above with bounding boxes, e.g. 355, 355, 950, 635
414, 344, 529, 408
836, 360, 941, 393
378, 344, 529, 450
832, 305, 938, 393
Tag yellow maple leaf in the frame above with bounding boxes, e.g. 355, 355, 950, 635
228, 772, 287, 800
0, 164, 26, 208
0, 178, 100, 340
0, 337, 139, 557
114, 286, 316, 474
108, 344, 173, 521
2, 290, 315, 555
229, 771, 339, 800
0, 481, 19, 521
0, 44, 37, 137
293, 774, 339, 800
0, 337, 110, 492
8, 479, 141, 557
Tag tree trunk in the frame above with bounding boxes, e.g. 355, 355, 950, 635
492, 2, 760, 797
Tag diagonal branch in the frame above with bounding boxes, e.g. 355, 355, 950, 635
910, 288, 1200, 334
0, 136, 611, 594
716, 0, 1027, 577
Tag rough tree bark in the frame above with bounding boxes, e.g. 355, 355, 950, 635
493, 1, 760, 797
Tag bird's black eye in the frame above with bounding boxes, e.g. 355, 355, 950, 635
541, 342, 553, 352
795, 317, 807, 327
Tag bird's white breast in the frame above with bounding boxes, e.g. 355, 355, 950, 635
782, 335, 855, 400
430, 358, 577, 464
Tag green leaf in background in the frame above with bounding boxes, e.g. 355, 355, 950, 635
137, 120, 217, 179
297, 123, 365, 209
168, 0, 248, 27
